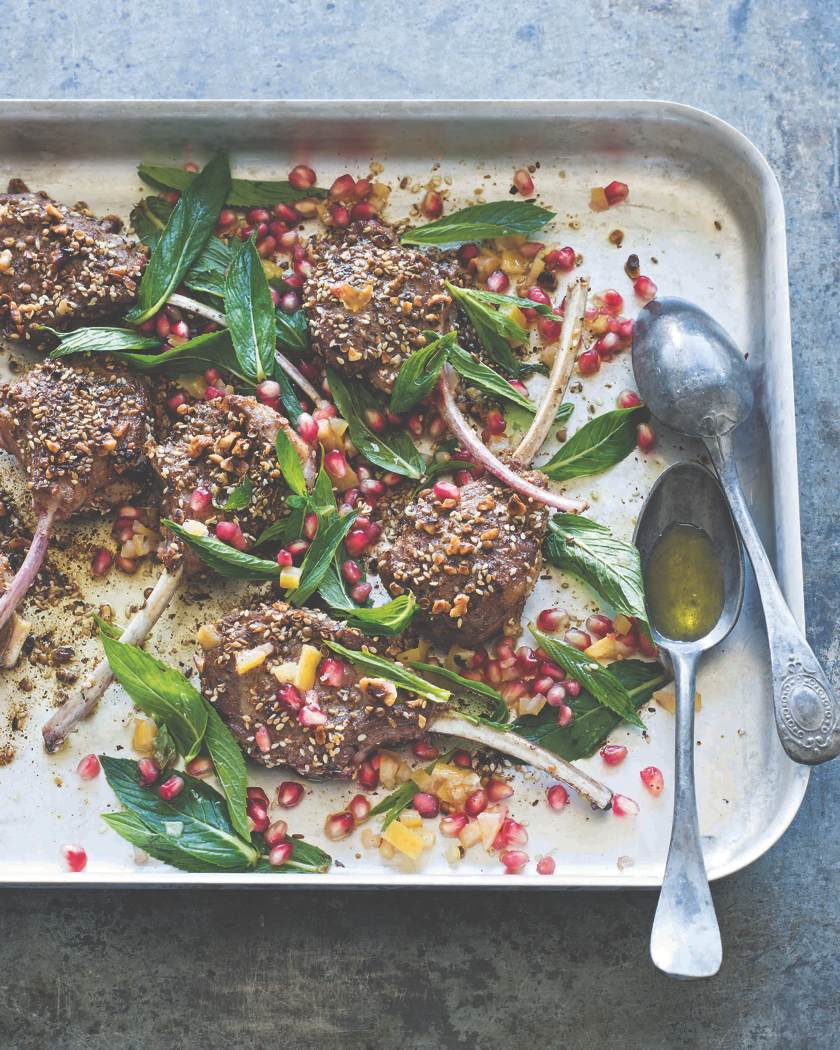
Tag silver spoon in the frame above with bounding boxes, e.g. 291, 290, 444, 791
633, 298, 840, 765
634, 460, 744, 979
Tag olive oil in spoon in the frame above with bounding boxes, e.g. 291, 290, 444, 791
644, 523, 725, 643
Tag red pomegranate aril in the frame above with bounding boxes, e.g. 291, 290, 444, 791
276, 684, 303, 714
204, 386, 225, 401
299, 705, 328, 727
355, 464, 373, 481
421, 190, 443, 219
634, 275, 658, 302
497, 639, 515, 662
557, 704, 575, 727
245, 206, 270, 224
513, 168, 534, 194
363, 406, 387, 432
168, 320, 190, 345
616, 319, 635, 343
340, 559, 362, 587
75, 754, 100, 780
268, 841, 294, 867
256, 380, 282, 404
246, 799, 270, 833
412, 740, 440, 761
637, 632, 658, 659
577, 348, 600, 375
501, 849, 529, 871
595, 332, 621, 359
276, 229, 299, 252
546, 683, 567, 707
280, 292, 300, 313
325, 812, 355, 840
330, 174, 356, 199
637, 422, 656, 453
537, 856, 556, 875
412, 792, 440, 819
246, 786, 269, 806
159, 776, 184, 801
215, 521, 245, 550
565, 680, 581, 698
155, 314, 171, 339
287, 538, 310, 560
484, 660, 503, 686
185, 756, 213, 778
357, 760, 379, 792
604, 180, 629, 205
264, 819, 289, 849
348, 201, 374, 221
532, 675, 555, 697
470, 647, 488, 669
440, 813, 469, 838
485, 410, 506, 436
137, 758, 159, 787
324, 449, 348, 479
253, 726, 272, 756
564, 628, 592, 652
515, 646, 538, 675
188, 485, 213, 513
452, 749, 472, 768
538, 661, 565, 684
618, 389, 643, 409
273, 202, 298, 224
296, 412, 319, 444
526, 285, 551, 308
351, 581, 372, 603
465, 789, 488, 817
500, 818, 528, 847
536, 314, 563, 341
601, 744, 628, 766
301, 512, 318, 541
347, 793, 371, 823
547, 784, 569, 812
61, 843, 87, 873
536, 607, 570, 633
549, 246, 577, 272
586, 614, 614, 639
215, 208, 237, 231
165, 392, 188, 415
330, 204, 350, 228
486, 270, 510, 293
641, 766, 665, 795
90, 547, 113, 576
486, 778, 514, 802
318, 657, 346, 688
289, 164, 317, 191
278, 781, 305, 808
451, 469, 471, 488
275, 549, 293, 569
115, 554, 137, 573
360, 478, 385, 501
433, 479, 460, 503
351, 178, 372, 200
256, 233, 278, 256
405, 410, 424, 438
427, 414, 447, 441
597, 289, 624, 315
344, 529, 368, 558
457, 242, 479, 266
613, 794, 640, 818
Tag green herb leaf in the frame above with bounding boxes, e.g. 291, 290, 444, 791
100, 756, 259, 869
461, 288, 554, 315
407, 661, 509, 727
224, 236, 277, 384
540, 406, 651, 482
291, 507, 359, 605
153, 723, 179, 772
130, 196, 174, 249
275, 428, 307, 498
326, 367, 426, 479
214, 474, 252, 512
326, 641, 450, 704
529, 626, 646, 730
201, 702, 250, 840
389, 332, 455, 414
87, 329, 246, 383
401, 201, 555, 246
261, 837, 332, 874
545, 514, 653, 645
138, 164, 327, 206
97, 625, 207, 761
338, 594, 418, 637
128, 151, 232, 324
184, 236, 232, 302
512, 660, 669, 760
448, 344, 536, 412
164, 519, 284, 581
369, 750, 454, 829
44, 327, 163, 358
275, 309, 309, 355
446, 283, 524, 375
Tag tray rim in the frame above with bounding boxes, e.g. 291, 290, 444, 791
0, 97, 809, 889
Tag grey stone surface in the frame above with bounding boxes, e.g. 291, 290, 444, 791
2, 0, 840, 1047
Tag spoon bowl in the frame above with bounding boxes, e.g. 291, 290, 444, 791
634, 460, 744, 981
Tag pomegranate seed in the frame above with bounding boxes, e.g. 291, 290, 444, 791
604, 181, 629, 205
246, 786, 269, 806
485, 409, 506, 436
557, 704, 575, 727
440, 813, 469, 838
330, 204, 351, 229
601, 744, 628, 766
536, 607, 570, 632
525, 285, 550, 308
159, 776, 184, 801
300, 512, 318, 541
338, 559, 361, 588
256, 380, 281, 403
433, 480, 460, 503
546, 246, 576, 272
634, 275, 658, 302
641, 766, 665, 795
465, 790, 488, 817
137, 759, 159, 787
618, 389, 642, 409
325, 812, 356, 840
318, 657, 345, 688
348, 793, 371, 823
276, 229, 299, 252
75, 754, 100, 780
287, 539, 310, 560
595, 332, 621, 359
536, 314, 563, 341
350, 201, 376, 221
299, 705, 328, 727
427, 414, 447, 440
255, 725, 272, 751
537, 856, 556, 875
215, 521, 246, 550
564, 628, 591, 651
451, 749, 472, 768
615, 319, 635, 343
486, 270, 510, 293
421, 190, 443, 219
155, 314, 171, 339
577, 348, 600, 375
513, 646, 536, 674
406, 410, 425, 438
344, 529, 369, 557
486, 778, 514, 802
545, 683, 567, 707
324, 449, 348, 479
363, 406, 387, 432
254, 235, 276, 258
204, 386, 225, 401
90, 547, 113, 575
330, 174, 356, 198
351, 581, 372, 603
185, 756, 213, 778
484, 660, 502, 687
636, 422, 656, 452
497, 639, 515, 660
264, 819, 289, 849
296, 412, 318, 444
360, 478, 385, 501
513, 168, 534, 194
412, 740, 440, 761
247, 799, 270, 832
412, 792, 440, 818
279, 292, 300, 313
547, 784, 569, 812
289, 164, 317, 191
637, 632, 658, 659
215, 208, 237, 232
277, 781, 305, 808
501, 849, 529, 871
352, 179, 372, 200
613, 794, 640, 818
586, 614, 613, 638
61, 843, 87, 873
165, 392, 188, 415
168, 320, 190, 345
357, 760, 380, 791
188, 486, 213, 513
457, 243, 479, 266
530, 675, 553, 697
276, 549, 293, 569
269, 841, 294, 867
272, 202, 297, 224
244, 207, 270, 224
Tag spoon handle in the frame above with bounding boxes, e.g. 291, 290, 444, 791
706, 433, 840, 764
650, 649, 722, 979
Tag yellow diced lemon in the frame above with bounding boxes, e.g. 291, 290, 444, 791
279, 566, 302, 591
400, 811, 423, 830
613, 614, 633, 635
382, 821, 424, 860
183, 519, 208, 537
584, 634, 619, 660
132, 717, 157, 756
652, 688, 701, 714
271, 661, 299, 685
496, 301, 527, 332
590, 187, 609, 211
477, 811, 503, 850
235, 645, 271, 675
295, 644, 322, 691
197, 624, 222, 651
398, 639, 430, 664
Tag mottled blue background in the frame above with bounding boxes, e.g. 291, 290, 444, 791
2, 1, 839, 1047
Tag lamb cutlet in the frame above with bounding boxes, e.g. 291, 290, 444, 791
302, 219, 452, 394
196, 603, 437, 778
378, 459, 549, 647
0, 181, 147, 346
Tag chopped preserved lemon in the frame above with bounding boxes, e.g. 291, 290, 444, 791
338, 282, 373, 312
235, 645, 271, 675
397, 639, 430, 664
496, 301, 527, 331
584, 634, 619, 661
271, 661, 299, 685
279, 566, 302, 591
399, 811, 423, 830
500, 250, 528, 276
132, 717, 157, 756
197, 624, 222, 651
652, 688, 701, 714
477, 811, 504, 850
295, 644, 322, 690
183, 519, 208, 537
590, 187, 609, 211
177, 372, 208, 398
382, 821, 424, 860
613, 614, 633, 635
445, 645, 473, 672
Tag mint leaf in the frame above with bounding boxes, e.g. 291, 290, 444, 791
401, 201, 555, 246
326, 641, 450, 704
44, 327, 163, 357
389, 331, 455, 414
137, 164, 327, 206
539, 406, 650, 482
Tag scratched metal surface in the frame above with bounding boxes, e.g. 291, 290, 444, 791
1, 0, 840, 1047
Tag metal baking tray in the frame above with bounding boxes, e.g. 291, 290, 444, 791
0, 100, 808, 887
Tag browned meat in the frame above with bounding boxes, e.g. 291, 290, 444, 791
378, 460, 549, 647
196, 603, 438, 778
0, 182, 148, 346
302, 219, 452, 394
0, 356, 151, 520
148, 395, 316, 575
